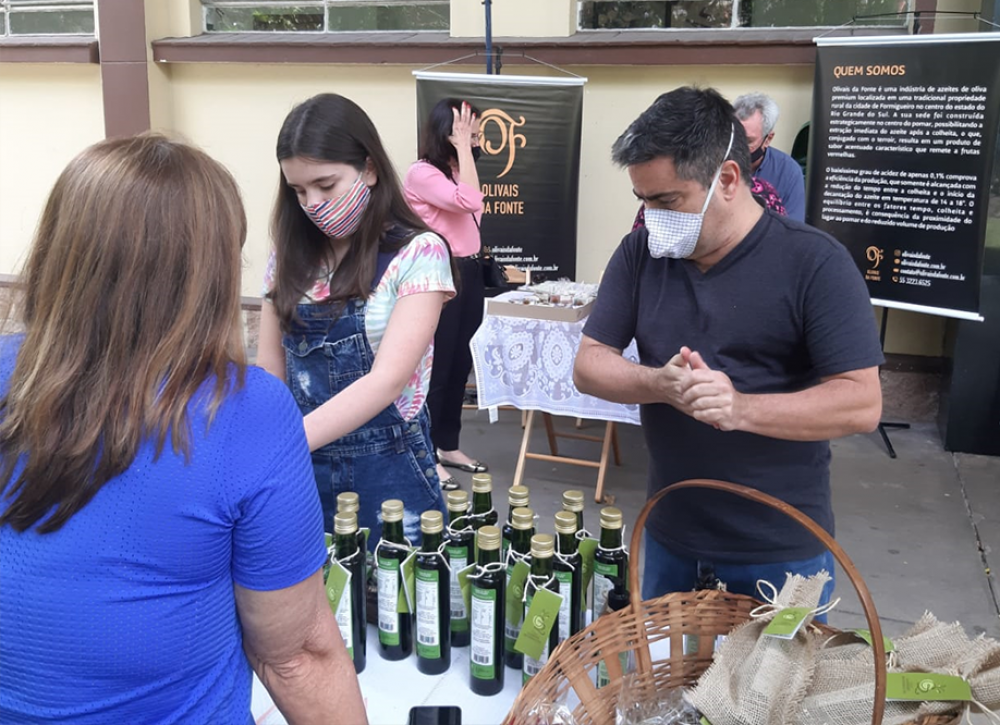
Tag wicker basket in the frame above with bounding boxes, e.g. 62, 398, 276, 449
503, 479, 962, 725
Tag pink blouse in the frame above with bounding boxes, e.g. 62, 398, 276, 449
404, 160, 484, 258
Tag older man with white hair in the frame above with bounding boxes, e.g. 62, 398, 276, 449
734, 92, 805, 221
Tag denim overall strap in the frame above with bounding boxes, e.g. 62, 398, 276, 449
282, 246, 444, 546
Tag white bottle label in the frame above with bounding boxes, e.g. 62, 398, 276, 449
377, 560, 398, 635
593, 572, 615, 620
448, 551, 467, 621
335, 570, 353, 651
416, 573, 440, 650
556, 571, 572, 642
471, 586, 497, 679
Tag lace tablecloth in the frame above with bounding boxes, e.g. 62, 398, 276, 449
470, 293, 641, 425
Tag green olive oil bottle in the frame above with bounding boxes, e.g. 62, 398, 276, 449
415, 511, 451, 675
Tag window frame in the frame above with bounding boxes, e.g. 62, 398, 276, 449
577, 0, 913, 32
201, 0, 451, 34
1, 0, 95, 37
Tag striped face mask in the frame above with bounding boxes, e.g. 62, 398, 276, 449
301, 173, 371, 238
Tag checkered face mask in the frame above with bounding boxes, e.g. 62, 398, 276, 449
644, 127, 735, 260
301, 173, 371, 239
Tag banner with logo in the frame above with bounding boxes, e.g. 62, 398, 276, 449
807, 34, 1000, 321
414, 71, 586, 280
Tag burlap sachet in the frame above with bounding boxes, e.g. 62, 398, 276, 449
797, 612, 1000, 725
687, 571, 832, 725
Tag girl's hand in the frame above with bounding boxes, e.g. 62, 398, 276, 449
448, 103, 478, 151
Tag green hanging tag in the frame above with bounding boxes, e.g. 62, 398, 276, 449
458, 562, 477, 613
325, 559, 351, 615
324, 532, 333, 549
852, 628, 896, 653
400, 550, 417, 614
515, 588, 563, 661
360, 528, 370, 551
763, 607, 813, 639
505, 561, 531, 627
701, 718, 713, 725
578, 537, 598, 611
885, 673, 971, 702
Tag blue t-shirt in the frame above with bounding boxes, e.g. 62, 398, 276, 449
583, 211, 883, 564
757, 146, 806, 222
0, 338, 327, 725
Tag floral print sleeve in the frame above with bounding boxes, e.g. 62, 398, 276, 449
261, 247, 277, 297
394, 232, 457, 300
365, 232, 456, 421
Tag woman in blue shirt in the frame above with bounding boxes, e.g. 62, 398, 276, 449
0, 135, 366, 725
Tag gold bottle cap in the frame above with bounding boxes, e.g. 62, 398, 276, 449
477, 525, 501, 551
381, 499, 404, 523
562, 490, 584, 512
334, 511, 358, 535
530, 534, 555, 558
446, 489, 470, 512
511, 506, 535, 530
600, 506, 623, 530
554, 510, 578, 535
508, 485, 530, 507
336, 491, 360, 514
471, 472, 493, 493
421, 510, 444, 535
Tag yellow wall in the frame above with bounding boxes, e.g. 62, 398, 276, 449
0, 0, 962, 356
0, 64, 105, 276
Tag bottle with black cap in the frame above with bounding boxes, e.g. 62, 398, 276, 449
522, 534, 561, 686
469, 525, 505, 696
376, 499, 412, 660
596, 576, 634, 688
501, 485, 530, 562
415, 510, 451, 675
504, 506, 534, 670
592, 506, 628, 620
553, 511, 583, 644
445, 490, 473, 647
333, 511, 367, 673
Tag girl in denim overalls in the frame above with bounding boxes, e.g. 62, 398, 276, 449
258, 94, 455, 548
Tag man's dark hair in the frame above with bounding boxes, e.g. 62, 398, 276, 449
611, 86, 752, 188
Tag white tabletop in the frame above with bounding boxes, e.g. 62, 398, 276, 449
252, 623, 523, 725
470, 292, 641, 425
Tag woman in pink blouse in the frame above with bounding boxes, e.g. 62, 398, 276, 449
404, 99, 487, 490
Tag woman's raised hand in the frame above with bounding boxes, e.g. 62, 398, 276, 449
448, 102, 478, 151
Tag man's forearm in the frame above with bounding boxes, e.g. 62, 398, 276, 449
737, 377, 881, 441
574, 345, 665, 405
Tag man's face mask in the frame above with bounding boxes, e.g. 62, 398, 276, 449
644, 126, 735, 260
300, 173, 371, 238
750, 137, 768, 164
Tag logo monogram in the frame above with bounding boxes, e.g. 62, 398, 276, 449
480, 108, 526, 179
866, 245, 884, 269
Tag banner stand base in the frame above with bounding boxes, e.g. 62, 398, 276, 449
876, 307, 912, 460
877, 421, 910, 459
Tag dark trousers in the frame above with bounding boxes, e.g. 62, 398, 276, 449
428, 256, 484, 452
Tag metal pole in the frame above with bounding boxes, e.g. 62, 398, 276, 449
484, 0, 494, 74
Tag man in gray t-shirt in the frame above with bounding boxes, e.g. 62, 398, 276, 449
573, 87, 883, 607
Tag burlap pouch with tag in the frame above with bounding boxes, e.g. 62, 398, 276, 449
798, 612, 1000, 725
687, 572, 831, 725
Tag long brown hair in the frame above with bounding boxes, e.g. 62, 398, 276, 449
0, 134, 248, 533
269, 93, 449, 329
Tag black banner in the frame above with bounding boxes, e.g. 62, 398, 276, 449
807, 35, 1000, 319
414, 72, 585, 280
